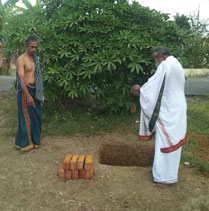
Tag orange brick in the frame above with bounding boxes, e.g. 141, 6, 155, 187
63, 154, 72, 171
84, 155, 93, 170
70, 155, 79, 170
86, 165, 94, 179
79, 170, 86, 179
65, 170, 72, 179
77, 155, 86, 170
71, 170, 79, 179
58, 163, 65, 179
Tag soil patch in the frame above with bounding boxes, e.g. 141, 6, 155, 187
1, 133, 209, 211
100, 143, 154, 167
1, 92, 209, 211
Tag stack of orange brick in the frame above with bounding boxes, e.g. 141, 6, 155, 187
58, 154, 94, 180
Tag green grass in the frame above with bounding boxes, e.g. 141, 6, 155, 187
7, 93, 209, 138
182, 96, 209, 174
41, 95, 209, 137
42, 102, 140, 137
181, 154, 209, 174
180, 195, 209, 211
183, 137, 200, 152
187, 95, 209, 135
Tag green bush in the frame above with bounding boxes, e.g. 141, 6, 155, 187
174, 13, 209, 68
2, 6, 45, 57
3, 0, 190, 112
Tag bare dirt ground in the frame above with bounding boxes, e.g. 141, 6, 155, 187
0, 92, 209, 211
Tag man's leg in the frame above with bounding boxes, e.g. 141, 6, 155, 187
152, 128, 182, 186
15, 91, 34, 151
28, 99, 42, 147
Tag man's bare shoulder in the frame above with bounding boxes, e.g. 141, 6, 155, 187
17, 53, 27, 64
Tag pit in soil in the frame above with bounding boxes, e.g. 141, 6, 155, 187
99, 143, 154, 167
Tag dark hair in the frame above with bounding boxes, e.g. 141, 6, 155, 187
25, 36, 38, 46
152, 46, 171, 57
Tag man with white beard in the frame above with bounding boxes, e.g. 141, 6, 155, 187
131, 46, 187, 188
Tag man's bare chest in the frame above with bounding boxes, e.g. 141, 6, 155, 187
24, 61, 35, 73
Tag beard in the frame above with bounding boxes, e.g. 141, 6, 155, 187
154, 59, 161, 68
155, 62, 160, 67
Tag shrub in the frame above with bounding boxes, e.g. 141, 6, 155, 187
3, 0, 189, 112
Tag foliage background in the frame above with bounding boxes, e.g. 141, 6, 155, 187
1, 0, 209, 111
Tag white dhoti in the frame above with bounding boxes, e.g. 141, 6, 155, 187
152, 127, 182, 183
138, 56, 187, 184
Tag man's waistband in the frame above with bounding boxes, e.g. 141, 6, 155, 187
26, 83, 36, 89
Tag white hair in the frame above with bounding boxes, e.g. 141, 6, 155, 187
152, 46, 171, 57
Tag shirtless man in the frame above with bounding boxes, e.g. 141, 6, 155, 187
17, 37, 38, 107
15, 36, 44, 151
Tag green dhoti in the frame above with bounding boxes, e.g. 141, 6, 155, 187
15, 83, 42, 151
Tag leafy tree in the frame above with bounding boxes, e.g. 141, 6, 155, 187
2, 0, 45, 57
174, 13, 190, 30
42, 0, 64, 18
176, 11, 209, 68
0, 0, 18, 38
3, 0, 190, 112
189, 10, 209, 37
0, 0, 19, 74
39, 0, 189, 111
19, 0, 42, 10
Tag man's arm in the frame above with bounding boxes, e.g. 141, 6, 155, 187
17, 57, 35, 107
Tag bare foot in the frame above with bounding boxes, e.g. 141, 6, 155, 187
153, 182, 171, 189
28, 148, 36, 153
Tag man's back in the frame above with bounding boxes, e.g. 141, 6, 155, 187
159, 56, 187, 142
162, 56, 186, 100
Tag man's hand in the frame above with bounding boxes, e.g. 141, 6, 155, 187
44, 96, 48, 103
130, 84, 140, 97
26, 95, 35, 108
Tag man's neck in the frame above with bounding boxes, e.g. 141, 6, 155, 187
25, 52, 35, 59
